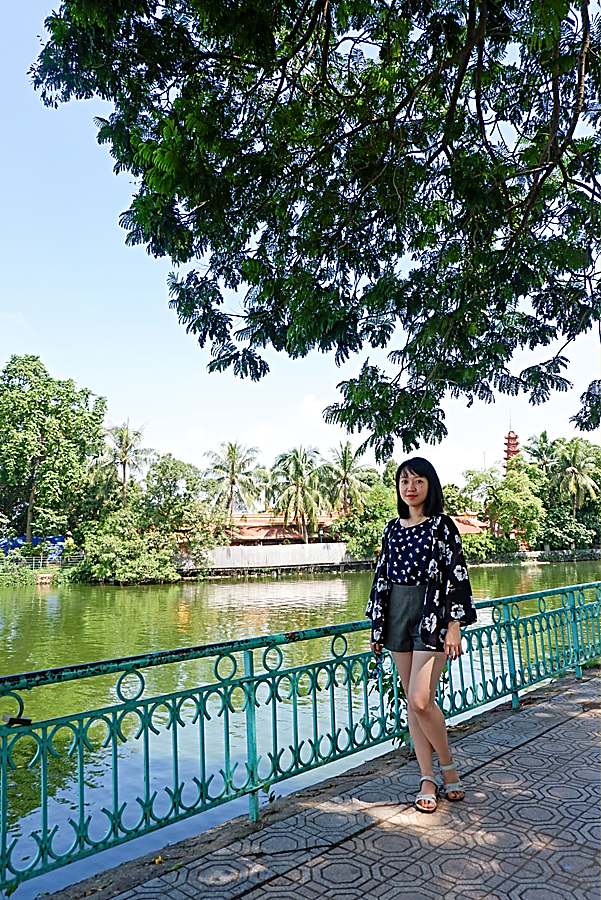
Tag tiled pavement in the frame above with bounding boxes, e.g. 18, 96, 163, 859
63, 675, 601, 900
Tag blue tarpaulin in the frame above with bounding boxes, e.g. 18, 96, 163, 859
0, 535, 65, 559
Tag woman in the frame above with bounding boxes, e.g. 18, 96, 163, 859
366, 456, 477, 813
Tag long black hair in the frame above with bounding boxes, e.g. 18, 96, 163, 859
395, 456, 444, 518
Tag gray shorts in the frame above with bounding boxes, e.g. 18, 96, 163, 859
383, 584, 440, 653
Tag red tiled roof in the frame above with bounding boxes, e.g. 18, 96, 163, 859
231, 513, 336, 526
229, 513, 335, 543
233, 525, 303, 542
228, 512, 488, 542
452, 515, 489, 535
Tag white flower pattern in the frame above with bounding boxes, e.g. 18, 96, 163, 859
423, 613, 437, 632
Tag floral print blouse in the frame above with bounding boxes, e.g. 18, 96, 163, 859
385, 517, 433, 584
366, 513, 478, 652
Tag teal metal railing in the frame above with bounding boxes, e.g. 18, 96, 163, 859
1, 581, 599, 893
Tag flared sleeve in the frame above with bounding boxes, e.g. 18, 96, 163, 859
365, 519, 394, 643
441, 515, 478, 628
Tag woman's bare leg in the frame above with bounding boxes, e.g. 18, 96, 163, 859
408, 651, 465, 799
406, 651, 448, 754
390, 650, 437, 809
390, 650, 434, 763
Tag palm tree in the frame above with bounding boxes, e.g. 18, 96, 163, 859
270, 447, 329, 543
205, 442, 262, 518
106, 422, 150, 498
88, 452, 120, 502
557, 439, 599, 518
252, 465, 272, 512
524, 431, 558, 476
320, 441, 373, 515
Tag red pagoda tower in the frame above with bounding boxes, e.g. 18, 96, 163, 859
504, 429, 520, 472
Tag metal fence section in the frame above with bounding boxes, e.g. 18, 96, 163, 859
0, 581, 599, 893
5, 553, 85, 570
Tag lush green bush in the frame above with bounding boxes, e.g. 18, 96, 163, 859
0, 550, 36, 585
493, 536, 522, 556
535, 507, 596, 551
461, 533, 519, 563
17, 541, 53, 558
462, 533, 495, 563
577, 504, 601, 546
335, 500, 525, 565
72, 509, 180, 585
331, 483, 396, 559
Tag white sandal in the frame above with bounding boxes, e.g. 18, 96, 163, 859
414, 774, 440, 813
439, 759, 465, 801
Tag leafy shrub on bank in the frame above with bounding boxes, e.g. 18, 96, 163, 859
71, 509, 180, 585
331, 483, 396, 559
535, 507, 596, 551
461, 533, 494, 562
461, 533, 519, 563
0, 550, 36, 585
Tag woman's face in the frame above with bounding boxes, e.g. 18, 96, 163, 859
398, 469, 429, 512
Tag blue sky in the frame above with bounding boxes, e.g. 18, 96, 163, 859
1, 3, 598, 485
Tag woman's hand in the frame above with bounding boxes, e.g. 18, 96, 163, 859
444, 621, 462, 660
370, 640, 383, 656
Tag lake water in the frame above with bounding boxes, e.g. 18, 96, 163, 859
2, 560, 599, 686
0, 560, 598, 897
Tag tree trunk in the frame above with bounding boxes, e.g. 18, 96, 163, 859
26, 457, 39, 544
25, 482, 35, 544
300, 514, 308, 544
573, 494, 577, 518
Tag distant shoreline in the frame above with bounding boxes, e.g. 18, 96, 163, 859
201, 551, 600, 580
0, 550, 595, 587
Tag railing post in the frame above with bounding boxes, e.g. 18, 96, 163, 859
566, 591, 583, 678
502, 604, 520, 710
1, 733, 7, 890
243, 649, 260, 822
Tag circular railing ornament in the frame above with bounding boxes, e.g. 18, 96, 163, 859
330, 634, 348, 659
115, 670, 146, 704
262, 646, 284, 673
214, 653, 238, 683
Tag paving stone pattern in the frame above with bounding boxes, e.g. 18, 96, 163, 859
101, 677, 601, 900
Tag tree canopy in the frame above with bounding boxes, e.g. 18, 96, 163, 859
270, 446, 328, 541
205, 441, 262, 517
0, 355, 106, 541
31, 1, 601, 457
320, 440, 375, 513
106, 422, 150, 497
143, 452, 205, 531
487, 459, 546, 541
556, 436, 599, 514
